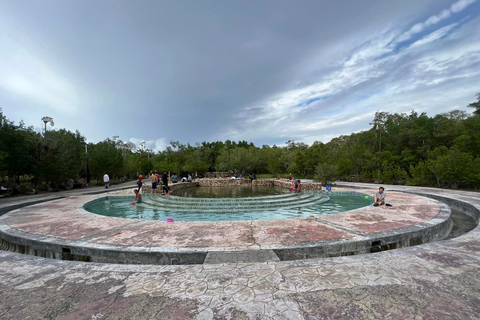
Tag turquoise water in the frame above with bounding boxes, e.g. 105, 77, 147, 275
83, 190, 372, 222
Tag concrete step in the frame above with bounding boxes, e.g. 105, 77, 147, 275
140, 194, 329, 212
148, 192, 299, 205
144, 193, 315, 208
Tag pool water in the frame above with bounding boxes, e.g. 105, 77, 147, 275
83, 191, 372, 222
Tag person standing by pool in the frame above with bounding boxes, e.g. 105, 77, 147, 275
288, 173, 293, 180
137, 175, 143, 192
150, 173, 158, 196
130, 189, 142, 205
171, 173, 178, 183
162, 171, 169, 188
103, 173, 110, 189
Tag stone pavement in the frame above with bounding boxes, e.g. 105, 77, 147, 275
0, 181, 137, 210
0, 183, 479, 319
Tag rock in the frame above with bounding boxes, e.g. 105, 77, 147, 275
16, 185, 36, 195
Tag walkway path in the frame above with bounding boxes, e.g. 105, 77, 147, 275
0, 182, 479, 319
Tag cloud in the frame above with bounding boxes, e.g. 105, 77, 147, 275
0, 51, 81, 114
223, 11, 480, 145
1, 0, 479, 149
409, 23, 459, 48
128, 138, 167, 153
395, 0, 477, 43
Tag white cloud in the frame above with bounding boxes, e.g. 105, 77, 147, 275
409, 23, 459, 48
128, 138, 167, 153
224, 12, 480, 145
395, 0, 477, 43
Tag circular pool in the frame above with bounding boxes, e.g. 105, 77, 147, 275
83, 190, 372, 222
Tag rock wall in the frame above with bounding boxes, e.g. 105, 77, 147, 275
141, 178, 322, 193
203, 172, 232, 178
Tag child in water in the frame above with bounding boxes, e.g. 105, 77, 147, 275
296, 180, 302, 193
130, 189, 142, 205
290, 178, 296, 191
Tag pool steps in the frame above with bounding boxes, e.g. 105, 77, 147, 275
138, 193, 330, 212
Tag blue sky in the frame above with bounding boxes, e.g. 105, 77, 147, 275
1, 0, 479, 151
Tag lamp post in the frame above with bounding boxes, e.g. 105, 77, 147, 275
41, 116, 54, 133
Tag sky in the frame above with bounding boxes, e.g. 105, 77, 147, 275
1, 0, 479, 152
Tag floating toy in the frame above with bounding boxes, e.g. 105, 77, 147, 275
365, 195, 370, 199
167, 218, 174, 222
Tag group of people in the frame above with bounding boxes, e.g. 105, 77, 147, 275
148, 171, 171, 196
130, 171, 200, 205
287, 173, 302, 193
130, 171, 170, 205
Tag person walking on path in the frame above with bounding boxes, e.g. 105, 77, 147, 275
103, 173, 110, 189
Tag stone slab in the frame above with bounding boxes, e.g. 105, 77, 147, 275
204, 249, 280, 264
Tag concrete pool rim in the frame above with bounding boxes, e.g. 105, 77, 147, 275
0, 189, 456, 265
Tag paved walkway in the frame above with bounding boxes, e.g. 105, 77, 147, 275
0, 182, 479, 319
0, 181, 137, 209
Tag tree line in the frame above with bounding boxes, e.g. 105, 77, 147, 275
1, 93, 479, 190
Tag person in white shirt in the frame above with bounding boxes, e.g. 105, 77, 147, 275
373, 187, 386, 206
103, 173, 110, 189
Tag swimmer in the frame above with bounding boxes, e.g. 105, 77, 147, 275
130, 189, 142, 205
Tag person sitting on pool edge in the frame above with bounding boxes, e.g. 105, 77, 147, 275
373, 187, 386, 206
161, 184, 172, 196
130, 189, 142, 205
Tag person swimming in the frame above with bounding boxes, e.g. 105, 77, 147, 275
130, 189, 142, 205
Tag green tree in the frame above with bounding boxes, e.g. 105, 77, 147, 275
467, 92, 480, 115
0, 111, 38, 184
314, 163, 338, 185
89, 138, 124, 180
35, 129, 86, 188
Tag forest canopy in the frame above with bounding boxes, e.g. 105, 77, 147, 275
1, 93, 479, 190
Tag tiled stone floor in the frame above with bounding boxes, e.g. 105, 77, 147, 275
0, 183, 479, 319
